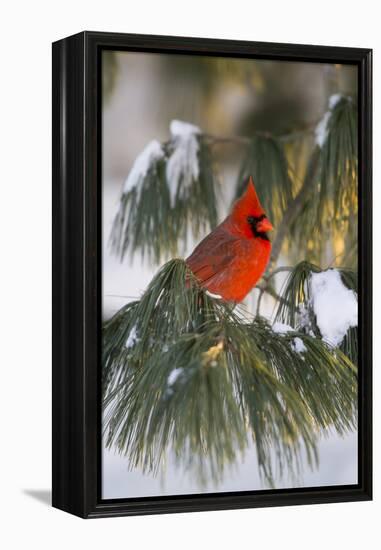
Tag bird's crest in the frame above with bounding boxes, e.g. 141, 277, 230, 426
232, 176, 265, 221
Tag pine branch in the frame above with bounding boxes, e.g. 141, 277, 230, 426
287, 95, 358, 267
110, 132, 218, 264
256, 266, 294, 317
235, 135, 293, 228
274, 261, 358, 364
256, 279, 291, 317
203, 121, 318, 147
103, 259, 357, 486
109, 96, 357, 268
269, 148, 320, 270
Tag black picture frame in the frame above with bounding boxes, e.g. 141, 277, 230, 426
52, 31, 372, 519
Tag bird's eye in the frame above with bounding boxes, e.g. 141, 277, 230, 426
247, 216, 255, 224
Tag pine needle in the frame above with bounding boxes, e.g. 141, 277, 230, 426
110, 137, 218, 265
236, 135, 293, 225
103, 259, 357, 486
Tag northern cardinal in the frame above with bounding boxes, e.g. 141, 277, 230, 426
186, 176, 273, 302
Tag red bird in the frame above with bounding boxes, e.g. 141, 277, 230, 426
186, 176, 273, 303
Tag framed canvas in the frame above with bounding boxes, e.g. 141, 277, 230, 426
52, 31, 372, 518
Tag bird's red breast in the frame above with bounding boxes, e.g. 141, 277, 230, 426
186, 177, 273, 302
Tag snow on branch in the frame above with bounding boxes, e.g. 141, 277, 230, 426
103, 259, 357, 487
274, 261, 358, 363
110, 120, 218, 264
123, 140, 164, 200
314, 93, 344, 148
309, 269, 357, 347
166, 120, 201, 207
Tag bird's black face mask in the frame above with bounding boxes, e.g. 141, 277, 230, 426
247, 214, 271, 241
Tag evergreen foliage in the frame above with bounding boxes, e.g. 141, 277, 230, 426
110, 136, 218, 264
236, 135, 293, 226
103, 89, 359, 486
318, 96, 358, 226
110, 95, 357, 269
274, 261, 358, 364
291, 96, 358, 266
103, 260, 357, 485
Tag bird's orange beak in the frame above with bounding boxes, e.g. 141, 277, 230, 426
256, 218, 273, 233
